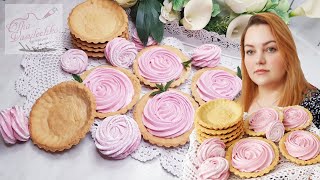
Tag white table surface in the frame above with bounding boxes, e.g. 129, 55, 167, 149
0, 1, 319, 180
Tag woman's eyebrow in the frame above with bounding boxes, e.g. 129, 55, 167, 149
244, 40, 276, 47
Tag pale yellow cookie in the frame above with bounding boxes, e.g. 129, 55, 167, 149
197, 125, 243, 140
68, 0, 128, 43
29, 81, 96, 152
283, 105, 313, 132
133, 90, 198, 147
226, 137, 280, 178
196, 130, 244, 144
196, 99, 243, 130
191, 66, 239, 105
71, 38, 104, 52
279, 131, 320, 165
195, 119, 243, 135
133, 45, 191, 88
80, 65, 141, 118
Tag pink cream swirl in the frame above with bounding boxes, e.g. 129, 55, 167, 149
138, 47, 183, 83
197, 157, 230, 180
196, 70, 242, 101
83, 68, 134, 113
142, 91, 194, 138
196, 138, 226, 166
60, 49, 88, 74
266, 121, 285, 142
232, 139, 275, 172
105, 37, 138, 68
285, 130, 320, 160
249, 108, 279, 133
192, 44, 221, 68
131, 29, 158, 51
95, 115, 141, 159
283, 106, 310, 129
0, 106, 29, 144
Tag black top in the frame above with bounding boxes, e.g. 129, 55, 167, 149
300, 87, 320, 129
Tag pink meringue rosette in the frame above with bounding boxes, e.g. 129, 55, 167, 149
95, 115, 141, 159
266, 121, 285, 142
0, 106, 30, 144
60, 49, 88, 74
196, 138, 226, 167
197, 157, 230, 180
284, 130, 320, 161
192, 44, 221, 68
249, 108, 280, 133
131, 29, 158, 51
105, 37, 138, 68
283, 106, 312, 130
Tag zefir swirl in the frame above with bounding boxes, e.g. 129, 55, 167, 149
138, 47, 183, 83
95, 115, 141, 159
105, 37, 138, 68
196, 138, 226, 166
266, 121, 285, 142
60, 49, 88, 74
192, 44, 221, 68
83, 68, 134, 113
285, 130, 320, 160
197, 157, 230, 180
249, 108, 279, 133
142, 91, 194, 138
283, 106, 310, 129
196, 70, 242, 101
232, 139, 275, 172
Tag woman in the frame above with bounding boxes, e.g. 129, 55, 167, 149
240, 12, 320, 128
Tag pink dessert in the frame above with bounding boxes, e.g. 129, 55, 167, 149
283, 106, 310, 129
83, 68, 134, 113
0, 106, 29, 144
197, 157, 230, 180
192, 44, 221, 68
249, 108, 280, 133
232, 138, 275, 172
196, 138, 226, 167
60, 49, 88, 74
196, 70, 242, 101
142, 91, 194, 138
105, 37, 138, 68
131, 29, 158, 51
285, 130, 320, 160
266, 121, 285, 142
95, 115, 141, 159
138, 47, 183, 83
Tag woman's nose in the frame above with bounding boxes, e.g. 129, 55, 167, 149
256, 51, 266, 65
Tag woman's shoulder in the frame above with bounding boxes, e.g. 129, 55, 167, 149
302, 85, 320, 100
300, 85, 320, 129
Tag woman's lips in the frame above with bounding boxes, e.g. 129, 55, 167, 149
254, 69, 269, 75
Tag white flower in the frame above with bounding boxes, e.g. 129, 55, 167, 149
115, 0, 138, 8
159, 0, 181, 23
290, 0, 320, 18
225, 0, 267, 14
226, 14, 252, 40
180, 0, 212, 30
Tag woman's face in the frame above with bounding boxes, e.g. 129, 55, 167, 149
244, 24, 286, 88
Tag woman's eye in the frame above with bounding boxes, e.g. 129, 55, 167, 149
246, 50, 254, 55
267, 47, 277, 53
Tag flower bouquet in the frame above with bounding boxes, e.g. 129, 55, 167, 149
115, 0, 320, 44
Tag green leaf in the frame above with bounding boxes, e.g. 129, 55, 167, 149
155, 83, 164, 91
150, 90, 162, 96
172, 0, 185, 11
237, 66, 242, 79
72, 74, 83, 83
182, 59, 192, 69
212, 3, 221, 17
263, 0, 279, 11
164, 80, 174, 91
149, 0, 164, 42
275, 0, 290, 12
130, 1, 140, 22
267, 8, 290, 24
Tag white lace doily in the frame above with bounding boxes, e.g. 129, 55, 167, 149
181, 124, 320, 180
15, 18, 241, 177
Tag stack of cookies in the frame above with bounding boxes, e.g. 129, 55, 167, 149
68, 0, 129, 58
195, 99, 244, 147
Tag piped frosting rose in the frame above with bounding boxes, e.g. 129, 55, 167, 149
196, 138, 226, 166
285, 130, 320, 160
0, 106, 29, 144
192, 44, 221, 68
283, 106, 310, 129
142, 91, 194, 138
196, 70, 242, 101
60, 49, 88, 74
197, 157, 230, 180
83, 68, 134, 113
232, 139, 275, 172
249, 108, 279, 133
266, 121, 285, 142
105, 37, 138, 68
95, 115, 141, 159
138, 47, 183, 83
